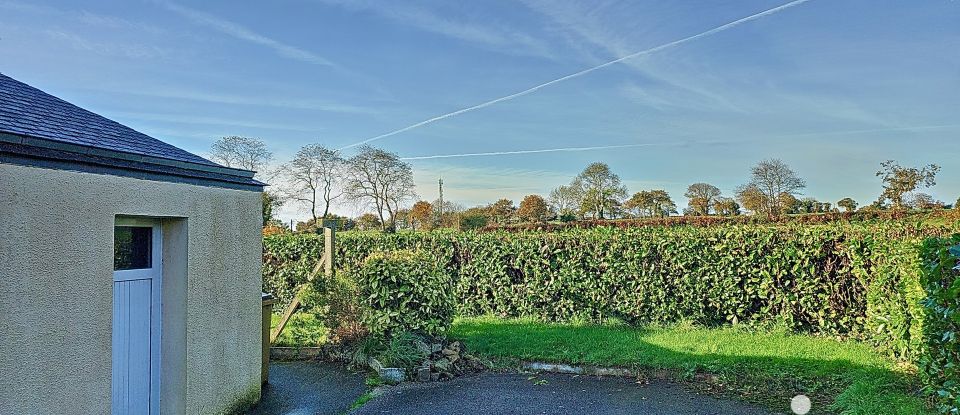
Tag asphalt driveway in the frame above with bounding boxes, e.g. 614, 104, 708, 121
247, 363, 782, 415
351, 372, 780, 415
246, 361, 367, 415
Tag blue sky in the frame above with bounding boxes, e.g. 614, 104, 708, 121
1, 0, 958, 221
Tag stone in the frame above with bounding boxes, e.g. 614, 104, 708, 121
379, 367, 405, 384
431, 343, 443, 354
368, 357, 383, 373
417, 366, 431, 382
414, 340, 431, 356
432, 358, 452, 372
430, 372, 440, 382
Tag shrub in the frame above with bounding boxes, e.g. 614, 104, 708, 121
919, 235, 960, 414
303, 271, 366, 343
357, 250, 455, 338
264, 222, 958, 357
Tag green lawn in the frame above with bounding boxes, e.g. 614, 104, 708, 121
269, 313, 328, 347
450, 316, 932, 415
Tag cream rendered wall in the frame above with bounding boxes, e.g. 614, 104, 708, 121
0, 163, 263, 415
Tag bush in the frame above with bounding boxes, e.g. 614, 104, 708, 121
357, 250, 455, 338
920, 235, 960, 414
264, 221, 958, 358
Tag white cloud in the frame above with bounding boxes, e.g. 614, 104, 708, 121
156, 1, 338, 67
315, 0, 556, 59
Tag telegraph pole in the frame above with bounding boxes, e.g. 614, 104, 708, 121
438, 177, 444, 226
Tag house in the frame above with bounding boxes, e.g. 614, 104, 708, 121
0, 73, 265, 414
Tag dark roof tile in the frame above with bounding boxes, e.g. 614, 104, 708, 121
0, 73, 218, 166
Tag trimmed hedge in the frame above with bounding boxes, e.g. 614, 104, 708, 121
357, 250, 455, 338
920, 236, 960, 414
264, 221, 958, 360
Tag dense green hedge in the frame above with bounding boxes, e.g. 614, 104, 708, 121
357, 250, 455, 338
920, 236, 960, 414
264, 221, 957, 360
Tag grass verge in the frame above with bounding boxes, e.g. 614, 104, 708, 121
450, 316, 932, 415
270, 313, 328, 347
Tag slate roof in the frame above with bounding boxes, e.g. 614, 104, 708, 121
0, 73, 217, 166
0, 73, 262, 190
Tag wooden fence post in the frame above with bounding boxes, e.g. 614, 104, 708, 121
324, 226, 335, 278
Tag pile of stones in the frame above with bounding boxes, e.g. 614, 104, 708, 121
371, 339, 486, 384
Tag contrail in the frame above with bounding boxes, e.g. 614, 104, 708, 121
399, 123, 960, 161
400, 142, 697, 160
341, 0, 814, 150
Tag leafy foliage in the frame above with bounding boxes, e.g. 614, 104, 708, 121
919, 235, 960, 414
518, 194, 549, 223
877, 160, 940, 209
356, 250, 455, 338
264, 221, 958, 358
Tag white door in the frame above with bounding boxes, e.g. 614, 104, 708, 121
112, 218, 162, 415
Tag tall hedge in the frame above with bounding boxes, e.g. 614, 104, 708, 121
920, 235, 960, 414
264, 221, 957, 360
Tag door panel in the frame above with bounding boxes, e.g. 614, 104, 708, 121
112, 278, 153, 415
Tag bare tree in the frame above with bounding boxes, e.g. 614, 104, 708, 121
209, 136, 272, 173
283, 144, 344, 222
740, 159, 806, 216
684, 183, 722, 216
344, 146, 416, 229
548, 185, 579, 217
571, 162, 627, 219
876, 160, 940, 209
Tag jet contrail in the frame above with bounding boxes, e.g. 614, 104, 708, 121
400, 142, 699, 160
341, 0, 814, 150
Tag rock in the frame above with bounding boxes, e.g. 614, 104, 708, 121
417, 366, 431, 382
368, 357, 383, 373
449, 341, 463, 352
430, 372, 440, 382
414, 340, 431, 356
432, 358, 452, 372
379, 367, 405, 384
431, 343, 443, 354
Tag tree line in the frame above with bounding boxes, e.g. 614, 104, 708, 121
209, 136, 954, 232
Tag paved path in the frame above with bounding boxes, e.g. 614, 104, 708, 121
246, 361, 367, 415
352, 372, 780, 415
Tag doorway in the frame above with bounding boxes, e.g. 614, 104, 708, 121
112, 217, 162, 414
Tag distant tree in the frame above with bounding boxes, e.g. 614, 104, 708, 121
955, 196, 960, 210
739, 159, 806, 216
712, 197, 741, 216
548, 185, 580, 218
296, 214, 354, 232
487, 199, 517, 225
459, 206, 490, 230
209, 136, 272, 173
261, 191, 283, 226
282, 144, 344, 222
684, 183, 722, 216
907, 193, 945, 210
837, 198, 858, 212
355, 213, 382, 230
778, 193, 801, 214
735, 184, 768, 215
623, 190, 677, 218
344, 146, 416, 229
431, 199, 463, 228
571, 162, 627, 219
876, 160, 940, 209
518, 195, 549, 223
409, 201, 434, 230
